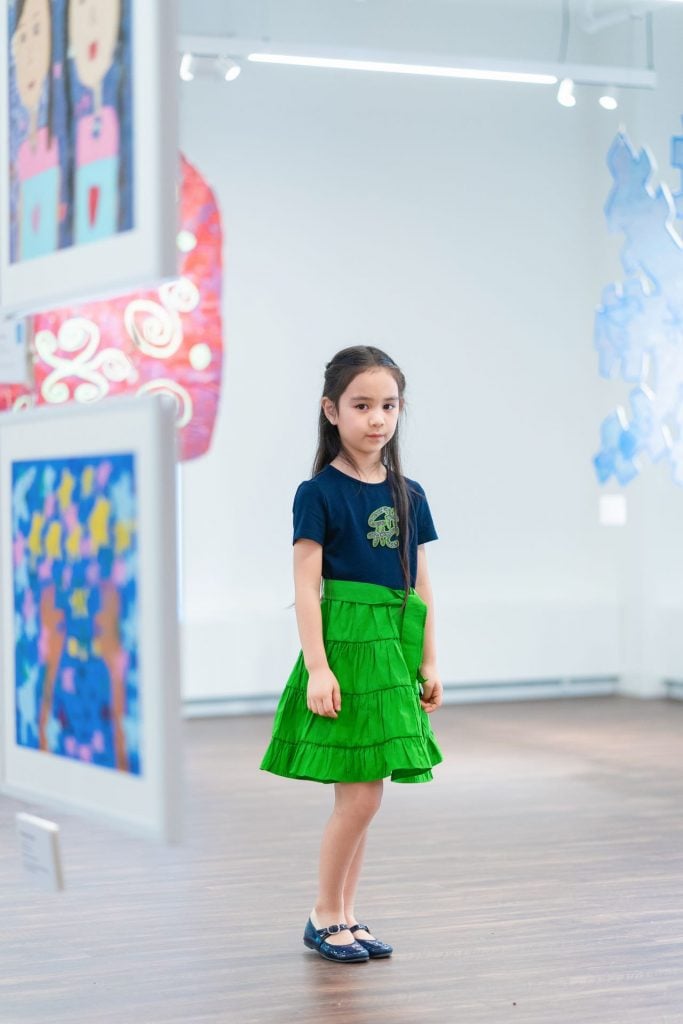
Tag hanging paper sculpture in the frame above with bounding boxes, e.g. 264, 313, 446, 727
594, 122, 683, 486
1, 155, 223, 461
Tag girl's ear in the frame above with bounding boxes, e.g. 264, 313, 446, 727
321, 397, 337, 425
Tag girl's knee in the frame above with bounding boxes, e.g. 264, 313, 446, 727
336, 781, 383, 823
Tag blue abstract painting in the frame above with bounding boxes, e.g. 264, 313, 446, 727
13, 453, 141, 775
594, 120, 683, 486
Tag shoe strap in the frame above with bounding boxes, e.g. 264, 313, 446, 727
349, 923, 369, 933
319, 923, 350, 940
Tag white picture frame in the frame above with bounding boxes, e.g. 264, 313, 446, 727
0, 395, 182, 842
0, 0, 178, 317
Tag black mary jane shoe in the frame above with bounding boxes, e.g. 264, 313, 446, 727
349, 923, 393, 958
303, 919, 370, 963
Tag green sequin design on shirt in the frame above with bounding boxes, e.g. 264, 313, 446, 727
367, 506, 399, 549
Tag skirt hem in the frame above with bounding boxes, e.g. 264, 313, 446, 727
260, 735, 443, 785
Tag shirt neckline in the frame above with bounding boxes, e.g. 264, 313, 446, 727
326, 463, 389, 487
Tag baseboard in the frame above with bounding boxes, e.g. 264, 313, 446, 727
180, 603, 621, 704
182, 675, 621, 718
184, 695, 282, 717
664, 679, 683, 701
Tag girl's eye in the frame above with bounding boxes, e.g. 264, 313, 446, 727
33, 23, 40, 35
355, 404, 368, 410
384, 404, 396, 410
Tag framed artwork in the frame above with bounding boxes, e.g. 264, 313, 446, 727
0, 0, 178, 317
0, 395, 182, 841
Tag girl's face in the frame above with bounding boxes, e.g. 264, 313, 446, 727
69, 0, 121, 90
11, 0, 52, 113
323, 368, 402, 460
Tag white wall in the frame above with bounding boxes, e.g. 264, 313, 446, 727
177, 1, 683, 701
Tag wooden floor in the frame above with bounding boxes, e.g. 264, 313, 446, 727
2, 695, 683, 1024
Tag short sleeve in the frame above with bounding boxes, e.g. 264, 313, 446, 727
410, 481, 438, 545
292, 480, 327, 546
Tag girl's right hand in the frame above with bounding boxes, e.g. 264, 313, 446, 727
306, 668, 342, 718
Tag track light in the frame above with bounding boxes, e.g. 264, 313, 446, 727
178, 35, 659, 100
557, 77, 576, 107
220, 57, 242, 82
180, 52, 241, 83
179, 53, 194, 82
599, 87, 618, 110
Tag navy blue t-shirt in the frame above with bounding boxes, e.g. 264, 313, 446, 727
292, 464, 438, 589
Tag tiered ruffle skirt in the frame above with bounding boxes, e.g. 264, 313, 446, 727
260, 579, 443, 784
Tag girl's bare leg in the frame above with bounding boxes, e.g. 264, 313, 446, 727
311, 780, 383, 946
342, 830, 377, 941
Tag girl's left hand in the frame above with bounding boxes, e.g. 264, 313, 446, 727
419, 664, 443, 713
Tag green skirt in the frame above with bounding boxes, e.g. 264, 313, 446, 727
260, 579, 443, 784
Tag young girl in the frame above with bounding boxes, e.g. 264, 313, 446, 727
260, 345, 443, 964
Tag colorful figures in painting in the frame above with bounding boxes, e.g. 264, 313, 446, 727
7, 0, 133, 263
10, 0, 60, 259
13, 455, 140, 775
66, 0, 124, 244
37, 583, 66, 750
95, 582, 129, 772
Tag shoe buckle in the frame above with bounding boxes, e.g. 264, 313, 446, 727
325, 923, 346, 935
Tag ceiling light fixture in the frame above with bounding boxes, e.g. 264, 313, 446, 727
179, 53, 194, 82
598, 87, 618, 110
178, 35, 658, 94
557, 77, 576, 107
247, 53, 557, 85
220, 56, 242, 82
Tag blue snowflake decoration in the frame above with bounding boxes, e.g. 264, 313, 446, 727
594, 123, 683, 486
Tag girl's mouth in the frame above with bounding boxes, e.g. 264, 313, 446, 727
89, 40, 99, 61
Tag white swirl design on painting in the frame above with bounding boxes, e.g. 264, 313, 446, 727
12, 394, 35, 412
124, 277, 199, 360
137, 378, 193, 427
35, 319, 136, 405
161, 278, 200, 315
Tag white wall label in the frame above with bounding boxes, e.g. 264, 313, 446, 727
599, 493, 627, 526
15, 813, 64, 892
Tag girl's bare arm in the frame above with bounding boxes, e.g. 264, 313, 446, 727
415, 544, 443, 712
294, 539, 341, 718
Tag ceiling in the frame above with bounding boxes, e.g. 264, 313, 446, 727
177, 0, 672, 70
177, 1, 670, 42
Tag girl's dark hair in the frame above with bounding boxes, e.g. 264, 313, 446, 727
14, 0, 55, 145
313, 345, 413, 596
